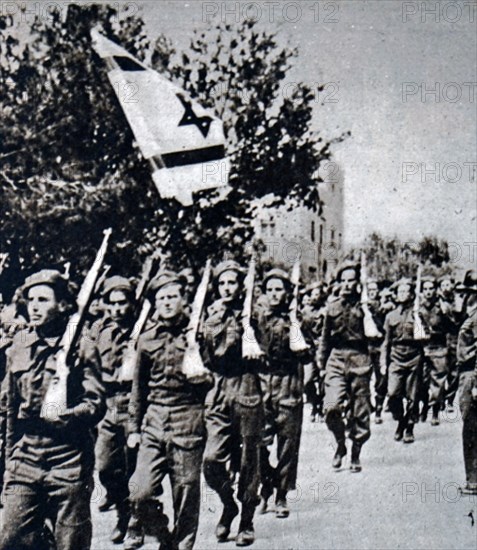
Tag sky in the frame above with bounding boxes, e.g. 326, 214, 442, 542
136, 0, 476, 260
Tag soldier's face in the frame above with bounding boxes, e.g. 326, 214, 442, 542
311, 288, 323, 303
27, 284, 60, 327
367, 283, 379, 300
340, 269, 358, 296
108, 290, 131, 323
155, 284, 184, 320
266, 278, 287, 308
396, 284, 412, 303
217, 271, 240, 302
422, 282, 436, 300
439, 279, 452, 295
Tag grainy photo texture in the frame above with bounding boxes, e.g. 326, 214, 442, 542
0, 1, 476, 549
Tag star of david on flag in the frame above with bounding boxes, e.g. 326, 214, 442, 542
91, 29, 230, 206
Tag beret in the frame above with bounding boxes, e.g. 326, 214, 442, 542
213, 260, 245, 280
263, 268, 290, 287
148, 270, 186, 294
22, 269, 67, 296
336, 261, 360, 280
101, 275, 134, 297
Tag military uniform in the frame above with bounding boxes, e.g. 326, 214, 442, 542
319, 292, 372, 470
201, 261, 263, 545
420, 296, 454, 423
381, 300, 423, 441
367, 296, 387, 422
301, 300, 326, 422
256, 298, 308, 513
455, 271, 477, 494
89, 275, 137, 542
0, 270, 105, 550
127, 303, 210, 550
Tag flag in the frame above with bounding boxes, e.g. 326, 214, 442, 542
91, 29, 230, 206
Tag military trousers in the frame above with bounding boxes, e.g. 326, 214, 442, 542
95, 392, 136, 508
129, 403, 205, 550
369, 347, 387, 411
387, 355, 421, 426
323, 349, 372, 446
458, 370, 477, 488
203, 375, 263, 508
0, 434, 94, 550
445, 341, 459, 406
424, 347, 448, 410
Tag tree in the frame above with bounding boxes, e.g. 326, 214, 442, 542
0, 5, 347, 297
346, 232, 453, 282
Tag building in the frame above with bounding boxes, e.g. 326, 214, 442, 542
253, 167, 344, 281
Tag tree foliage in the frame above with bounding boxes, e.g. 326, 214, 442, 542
0, 5, 347, 297
346, 232, 453, 282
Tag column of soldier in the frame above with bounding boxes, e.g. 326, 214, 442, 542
0, 236, 476, 550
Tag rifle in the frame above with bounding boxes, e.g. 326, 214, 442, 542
360, 252, 383, 339
118, 254, 160, 382
0, 253, 9, 275
182, 259, 213, 383
40, 228, 113, 422
242, 255, 264, 360
413, 265, 428, 341
289, 260, 310, 352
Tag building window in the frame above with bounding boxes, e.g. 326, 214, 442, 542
330, 228, 336, 242
319, 224, 323, 245
311, 221, 315, 243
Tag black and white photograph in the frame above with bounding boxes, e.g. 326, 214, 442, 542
0, 1, 476, 549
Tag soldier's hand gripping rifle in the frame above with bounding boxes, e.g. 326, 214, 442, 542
289, 260, 310, 352
241, 255, 264, 360
118, 254, 160, 382
41, 228, 113, 422
360, 252, 383, 339
413, 265, 428, 341
182, 259, 213, 383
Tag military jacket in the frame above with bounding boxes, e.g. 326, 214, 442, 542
1, 325, 105, 458
381, 303, 423, 367
129, 313, 210, 434
319, 296, 368, 367
457, 306, 477, 376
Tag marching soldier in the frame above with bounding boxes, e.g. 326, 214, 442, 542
91, 276, 138, 543
124, 271, 211, 550
437, 277, 462, 411
301, 281, 327, 423
319, 262, 373, 472
419, 276, 455, 425
381, 279, 424, 443
455, 270, 477, 495
201, 260, 264, 547
256, 268, 310, 518
366, 280, 387, 424
0, 269, 105, 550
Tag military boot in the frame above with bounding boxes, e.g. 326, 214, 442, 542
350, 442, 362, 473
